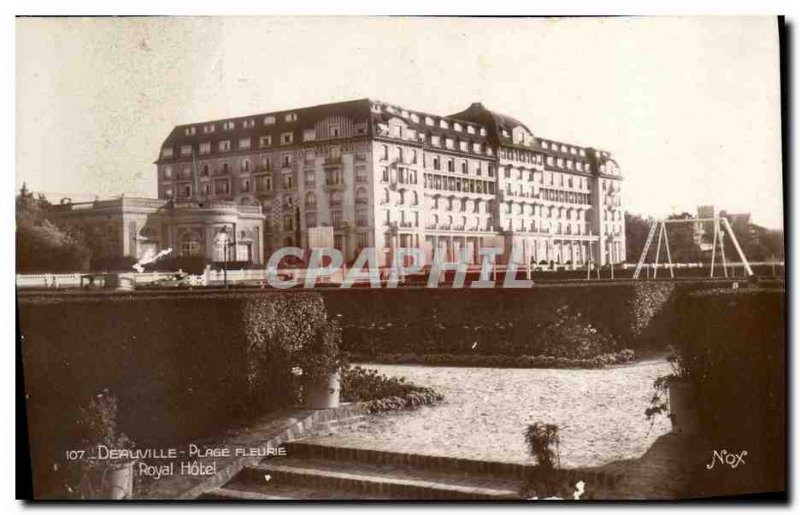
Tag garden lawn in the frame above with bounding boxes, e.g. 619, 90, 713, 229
310, 359, 672, 468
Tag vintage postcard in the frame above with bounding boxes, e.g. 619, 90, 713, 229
15, 15, 786, 503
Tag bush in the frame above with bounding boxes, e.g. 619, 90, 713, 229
341, 366, 443, 413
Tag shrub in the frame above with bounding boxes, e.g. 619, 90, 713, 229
524, 422, 560, 469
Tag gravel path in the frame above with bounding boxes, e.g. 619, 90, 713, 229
312, 360, 672, 468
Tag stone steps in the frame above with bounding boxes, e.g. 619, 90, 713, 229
206, 441, 625, 500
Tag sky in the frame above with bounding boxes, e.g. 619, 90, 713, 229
15, 16, 784, 229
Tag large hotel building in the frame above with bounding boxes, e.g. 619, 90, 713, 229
56, 98, 625, 268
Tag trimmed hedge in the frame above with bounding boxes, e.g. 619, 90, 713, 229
672, 288, 785, 496
321, 283, 677, 360
18, 291, 327, 499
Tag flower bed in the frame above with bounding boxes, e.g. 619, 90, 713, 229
341, 366, 444, 414
349, 350, 636, 369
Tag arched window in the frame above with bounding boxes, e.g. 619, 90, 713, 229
356, 187, 368, 204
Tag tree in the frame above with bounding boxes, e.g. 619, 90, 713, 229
16, 185, 91, 273
625, 212, 652, 263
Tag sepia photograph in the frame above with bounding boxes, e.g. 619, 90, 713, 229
14, 15, 786, 503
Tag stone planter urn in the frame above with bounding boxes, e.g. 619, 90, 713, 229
106, 461, 134, 499
82, 461, 134, 499
303, 371, 341, 409
668, 378, 699, 435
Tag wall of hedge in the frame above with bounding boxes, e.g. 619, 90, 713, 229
18, 291, 326, 499
320, 282, 678, 359
672, 288, 785, 496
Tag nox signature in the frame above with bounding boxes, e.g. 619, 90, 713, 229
706, 449, 747, 470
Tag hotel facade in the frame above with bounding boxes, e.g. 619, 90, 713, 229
55, 98, 624, 269
155, 98, 625, 267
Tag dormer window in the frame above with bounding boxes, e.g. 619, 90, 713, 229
184, 127, 196, 136
410, 113, 420, 123
223, 121, 235, 131
467, 125, 475, 135
284, 112, 297, 122
203, 124, 215, 134
425, 116, 434, 126
439, 119, 449, 129
161, 147, 174, 158
453, 123, 462, 132
263, 115, 276, 125
479, 128, 487, 136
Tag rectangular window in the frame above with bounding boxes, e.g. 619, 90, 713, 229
259, 135, 272, 148
356, 209, 368, 227
285, 113, 298, 122
162, 166, 173, 180
282, 172, 293, 189
161, 147, 174, 158
164, 187, 174, 198
214, 179, 230, 195
303, 129, 316, 141
356, 166, 367, 183
306, 212, 317, 228
305, 171, 315, 186
282, 154, 292, 168
357, 232, 368, 248
199, 142, 211, 155
281, 132, 293, 145
180, 145, 192, 156
240, 178, 250, 192
239, 138, 251, 150
331, 210, 343, 228
219, 140, 231, 152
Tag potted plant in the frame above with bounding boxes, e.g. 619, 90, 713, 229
294, 320, 347, 409
77, 390, 136, 499
645, 347, 699, 435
